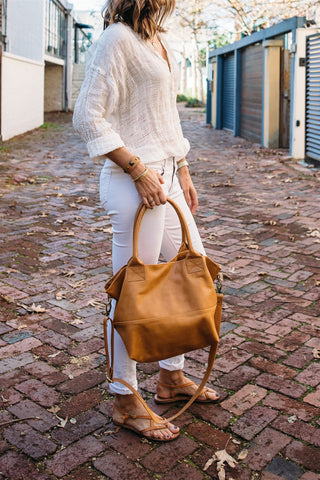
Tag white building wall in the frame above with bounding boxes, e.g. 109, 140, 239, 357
291, 27, 319, 159
6, 0, 45, 62
1, 52, 44, 140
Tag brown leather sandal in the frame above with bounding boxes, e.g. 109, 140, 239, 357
154, 380, 220, 404
113, 403, 180, 442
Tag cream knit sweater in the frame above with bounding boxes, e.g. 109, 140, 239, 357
72, 22, 190, 162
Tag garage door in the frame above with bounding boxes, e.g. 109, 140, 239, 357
222, 54, 235, 131
306, 33, 320, 164
240, 44, 263, 143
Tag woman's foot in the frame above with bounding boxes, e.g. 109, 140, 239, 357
155, 368, 220, 404
113, 393, 180, 441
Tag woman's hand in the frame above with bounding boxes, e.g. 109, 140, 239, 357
132, 165, 167, 209
178, 166, 198, 214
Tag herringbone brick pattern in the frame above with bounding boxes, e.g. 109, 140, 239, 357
0, 107, 319, 479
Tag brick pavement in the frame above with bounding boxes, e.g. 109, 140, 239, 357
0, 106, 319, 480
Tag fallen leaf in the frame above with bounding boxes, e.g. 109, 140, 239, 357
215, 449, 238, 468
288, 414, 297, 424
19, 303, 46, 313
237, 449, 248, 460
218, 467, 225, 480
258, 271, 268, 276
71, 318, 84, 325
87, 299, 104, 308
57, 416, 68, 428
0, 294, 15, 304
207, 233, 216, 240
30, 303, 46, 313
70, 279, 86, 289
211, 181, 235, 188
103, 427, 120, 435
55, 291, 66, 301
62, 270, 75, 277
48, 352, 61, 358
69, 418, 77, 424
247, 244, 259, 250
312, 348, 320, 359
6, 268, 19, 274
307, 229, 320, 238
265, 220, 277, 226
76, 196, 89, 203
203, 456, 216, 471
48, 405, 60, 414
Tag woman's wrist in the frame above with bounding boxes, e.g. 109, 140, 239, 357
177, 159, 189, 170
130, 161, 146, 179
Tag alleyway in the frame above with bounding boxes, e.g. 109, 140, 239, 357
0, 106, 319, 480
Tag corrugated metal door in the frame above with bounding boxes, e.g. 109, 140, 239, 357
222, 54, 235, 131
280, 48, 291, 148
306, 33, 320, 164
240, 44, 263, 143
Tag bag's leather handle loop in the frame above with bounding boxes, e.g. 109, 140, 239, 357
131, 198, 198, 264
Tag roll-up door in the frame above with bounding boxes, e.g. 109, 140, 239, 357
222, 54, 235, 131
306, 33, 320, 164
240, 44, 263, 143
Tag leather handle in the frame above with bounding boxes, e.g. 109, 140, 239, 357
131, 197, 197, 264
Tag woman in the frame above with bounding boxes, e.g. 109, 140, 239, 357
73, 0, 220, 442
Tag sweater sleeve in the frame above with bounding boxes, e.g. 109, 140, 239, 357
72, 28, 126, 159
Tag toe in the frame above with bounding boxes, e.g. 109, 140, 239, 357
168, 422, 180, 434
152, 427, 174, 440
206, 387, 220, 401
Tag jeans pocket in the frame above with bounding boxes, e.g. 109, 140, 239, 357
99, 168, 113, 210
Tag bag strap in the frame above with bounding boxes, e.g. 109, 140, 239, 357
103, 316, 219, 423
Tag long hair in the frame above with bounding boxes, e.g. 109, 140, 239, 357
101, 0, 176, 40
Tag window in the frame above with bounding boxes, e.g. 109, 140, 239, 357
45, 0, 66, 58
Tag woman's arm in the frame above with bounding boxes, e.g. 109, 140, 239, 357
106, 147, 167, 209
177, 159, 198, 214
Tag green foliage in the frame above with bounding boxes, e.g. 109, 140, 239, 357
185, 97, 205, 108
40, 122, 57, 129
177, 93, 189, 102
208, 31, 232, 50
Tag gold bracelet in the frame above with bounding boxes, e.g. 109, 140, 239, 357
133, 167, 148, 182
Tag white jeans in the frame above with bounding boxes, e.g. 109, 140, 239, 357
100, 157, 205, 395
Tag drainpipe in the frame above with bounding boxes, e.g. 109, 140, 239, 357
206, 46, 212, 125
0, 0, 8, 140
64, 7, 73, 111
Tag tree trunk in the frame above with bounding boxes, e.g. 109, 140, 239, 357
192, 46, 198, 98
180, 44, 187, 94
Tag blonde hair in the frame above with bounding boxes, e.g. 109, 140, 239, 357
101, 0, 175, 40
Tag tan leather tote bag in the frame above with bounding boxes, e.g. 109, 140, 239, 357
103, 197, 223, 419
